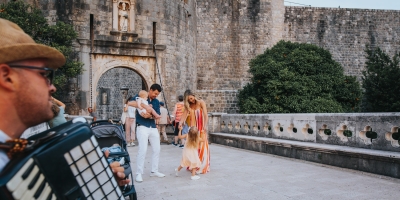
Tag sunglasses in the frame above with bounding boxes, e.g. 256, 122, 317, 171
8, 65, 54, 85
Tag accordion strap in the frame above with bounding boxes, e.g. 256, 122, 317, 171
0, 131, 60, 159
0, 139, 28, 159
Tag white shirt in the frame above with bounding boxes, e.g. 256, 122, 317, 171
159, 107, 169, 124
0, 129, 11, 172
127, 106, 136, 118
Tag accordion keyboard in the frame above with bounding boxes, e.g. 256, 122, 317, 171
63, 136, 123, 200
6, 158, 56, 200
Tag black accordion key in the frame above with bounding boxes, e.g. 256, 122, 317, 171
21, 161, 35, 180
4, 158, 56, 200
28, 171, 40, 189
33, 179, 46, 199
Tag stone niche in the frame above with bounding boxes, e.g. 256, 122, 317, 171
112, 0, 136, 33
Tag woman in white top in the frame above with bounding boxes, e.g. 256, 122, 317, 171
124, 96, 136, 146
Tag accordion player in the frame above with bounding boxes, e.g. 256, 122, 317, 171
0, 118, 127, 200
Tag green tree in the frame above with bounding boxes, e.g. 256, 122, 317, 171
238, 40, 362, 113
0, 1, 83, 97
361, 46, 400, 112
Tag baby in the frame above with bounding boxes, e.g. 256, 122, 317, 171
136, 90, 161, 119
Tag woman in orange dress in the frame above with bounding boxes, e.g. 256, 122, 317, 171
179, 90, 210, 174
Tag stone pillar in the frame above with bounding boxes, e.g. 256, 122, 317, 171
112, 0, 118, 31
208, 113, 226, 133
130, 0, 135, 32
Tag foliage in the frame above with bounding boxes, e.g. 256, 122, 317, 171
0, 1, 83, 97
361, 46, 400, 112
238, 40, 362, 113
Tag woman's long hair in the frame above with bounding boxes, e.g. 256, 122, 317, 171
183, 89, 201, 113
125, 95, 133, 104
186, 126, 200, 148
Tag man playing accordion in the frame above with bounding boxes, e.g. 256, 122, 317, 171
0, 18, 129, 186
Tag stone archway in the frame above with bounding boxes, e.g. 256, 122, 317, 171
96, 67, 146, 120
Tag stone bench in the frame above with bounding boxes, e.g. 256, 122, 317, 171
210, 132, 400, 179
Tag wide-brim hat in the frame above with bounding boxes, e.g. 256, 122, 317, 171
0, 18, 65, 69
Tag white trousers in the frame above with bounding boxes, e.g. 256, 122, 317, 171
136, 125, 160, 174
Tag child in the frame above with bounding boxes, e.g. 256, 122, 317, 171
175, 126, 205, 180
136, 90, 161, 119
178, 123, 189, 148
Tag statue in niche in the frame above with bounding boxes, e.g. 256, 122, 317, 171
119, 2, 130, 32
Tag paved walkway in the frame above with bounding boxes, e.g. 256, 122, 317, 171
126, 143, 400, 200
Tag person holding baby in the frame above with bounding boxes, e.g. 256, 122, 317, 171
127, 84, 165, 182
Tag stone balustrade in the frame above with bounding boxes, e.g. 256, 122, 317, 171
208, 113, 400, 178
208, 113, 400, 152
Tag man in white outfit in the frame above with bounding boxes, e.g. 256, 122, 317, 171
128, 84, 165, 182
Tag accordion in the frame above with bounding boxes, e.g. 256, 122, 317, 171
0, 118, 125, 200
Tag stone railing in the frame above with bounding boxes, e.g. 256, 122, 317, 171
208, 113, 400, 152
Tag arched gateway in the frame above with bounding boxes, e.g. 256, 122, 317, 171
96, 67, 147, 120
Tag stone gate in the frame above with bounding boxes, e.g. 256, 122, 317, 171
96, 67, 145, 120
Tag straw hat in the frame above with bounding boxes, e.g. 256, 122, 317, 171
0, 18, 65, 69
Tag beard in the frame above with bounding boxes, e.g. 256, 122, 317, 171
15, 90, 53, 129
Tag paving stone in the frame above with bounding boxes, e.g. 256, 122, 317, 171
126, 144, 400, 199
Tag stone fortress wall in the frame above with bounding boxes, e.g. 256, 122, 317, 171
197, 1, 400, 113
283, 6, 400, 80
16, 0, 198, 118
195, 0, 284, 113
6, 0, 400, 116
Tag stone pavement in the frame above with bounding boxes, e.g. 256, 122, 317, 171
126, 143, 400, 200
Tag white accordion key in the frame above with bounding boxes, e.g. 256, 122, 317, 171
92, 187, 104, 199
92, 160, 104, 175
81, 139, 94, 154
90, 136, 98, 146
6, 158, 34, 191
81, 186, 90, 198
37, 183, 52, 200
21, 174, 44, 200
12, 165, 39, 199
87, 150, 100, 165
70, 145, 84, 161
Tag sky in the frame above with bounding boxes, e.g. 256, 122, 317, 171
284, 0, 400, 10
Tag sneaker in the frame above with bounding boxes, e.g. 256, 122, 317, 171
130, 142, 135, 146
171, 142, 178, 147
150, 171, 165, 178
179, 144, 184, 149
191, 175, 200, 180
126, 143, 131, 147
135, 174, 143, 182
175, 168, 179, 176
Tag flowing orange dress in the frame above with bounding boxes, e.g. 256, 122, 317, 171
187, 108, 210, 174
